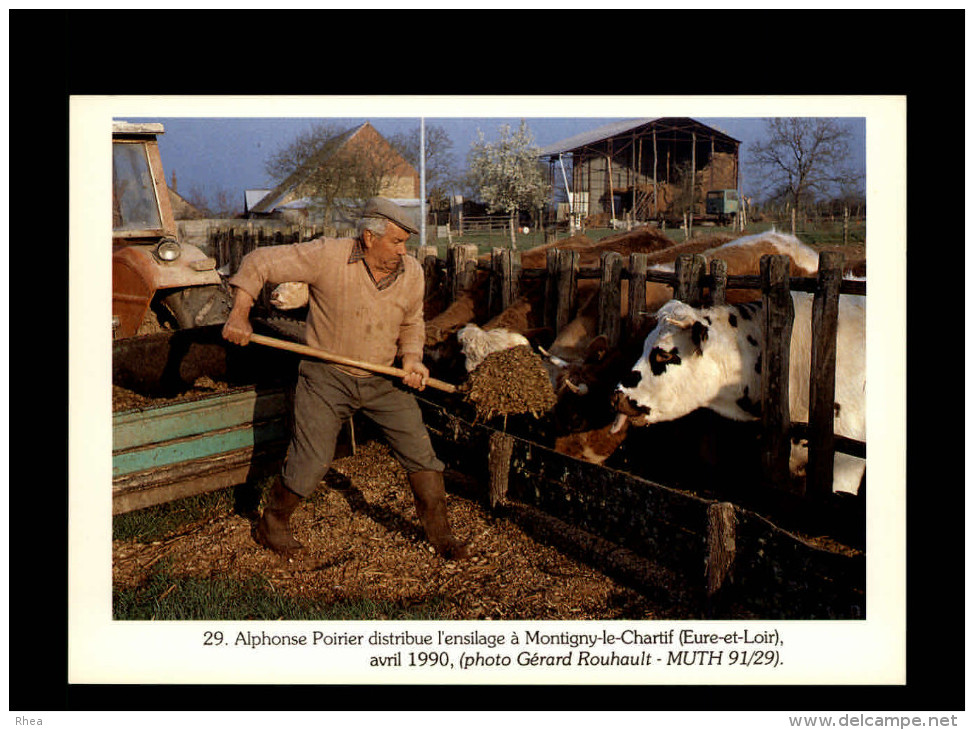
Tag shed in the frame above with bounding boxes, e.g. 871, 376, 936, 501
538, 118, 740, 225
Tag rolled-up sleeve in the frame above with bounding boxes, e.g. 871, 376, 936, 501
228, 239, 328, 300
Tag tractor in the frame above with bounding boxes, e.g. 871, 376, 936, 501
112, 121, 231, 339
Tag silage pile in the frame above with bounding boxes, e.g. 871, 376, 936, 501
461, 345, 557, 422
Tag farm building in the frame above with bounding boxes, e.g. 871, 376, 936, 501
538, 118, 741, 226
167, 185, 206, 220
246, 122, 421, 229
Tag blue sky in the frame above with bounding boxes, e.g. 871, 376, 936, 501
138, 115, 866, 210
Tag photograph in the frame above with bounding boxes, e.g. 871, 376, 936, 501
67, 94, 911, 705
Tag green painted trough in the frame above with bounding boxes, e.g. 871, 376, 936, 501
112, 386, 291, 514
111, 323, 301, 514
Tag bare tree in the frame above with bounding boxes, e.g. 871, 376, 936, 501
750, 118, 863, 215
184, 184, 214, 217
182, 185, 240, 218
389, 123, 458, 224
467, 120, 550, 248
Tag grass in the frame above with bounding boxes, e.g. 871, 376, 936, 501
113, 559, 448, 621
113, 485, 255, 543
413, 220, 866, 258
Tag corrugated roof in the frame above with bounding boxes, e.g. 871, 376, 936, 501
537, 117, 741, 157
537, 119, 657, 157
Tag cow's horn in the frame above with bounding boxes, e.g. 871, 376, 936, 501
609, 413, 629, 434
563, 378, 589, 395
538, 346, 568, 368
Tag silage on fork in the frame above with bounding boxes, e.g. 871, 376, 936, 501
459, 345, 557, 426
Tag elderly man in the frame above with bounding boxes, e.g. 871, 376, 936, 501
222, 197, 468, 561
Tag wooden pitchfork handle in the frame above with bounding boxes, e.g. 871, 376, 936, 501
248, 333, 458, 394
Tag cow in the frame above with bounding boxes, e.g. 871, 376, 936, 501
456, 324, 530, 372
610, 292, 866, 495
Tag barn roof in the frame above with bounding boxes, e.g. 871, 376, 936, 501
537, 119, 657, 156
537, 117, 740, 157
249, 123, 367, 214
245, 189, 273, 212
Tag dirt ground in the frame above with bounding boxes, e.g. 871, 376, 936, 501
113, 439, 715, 620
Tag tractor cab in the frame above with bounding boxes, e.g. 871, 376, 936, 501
112, 121, 231, 339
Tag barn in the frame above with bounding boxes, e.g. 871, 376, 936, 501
538, 117, 741, 227
246, 121, 422, 228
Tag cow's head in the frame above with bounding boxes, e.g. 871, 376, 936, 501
538, 334, 632, 432
610, 299, 751, 433
540, 335, 612, 396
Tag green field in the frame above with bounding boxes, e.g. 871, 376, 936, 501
411, 219, 865, 259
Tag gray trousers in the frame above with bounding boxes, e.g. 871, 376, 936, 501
282, 360, 444, 497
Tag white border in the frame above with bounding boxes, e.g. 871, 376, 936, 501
69, 95, 906, 686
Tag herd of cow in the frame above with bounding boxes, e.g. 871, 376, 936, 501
269, 228, 867, 498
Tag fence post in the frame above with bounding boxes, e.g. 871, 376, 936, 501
416, 245, 439, 301
489, 248, 521, 317
806, 251, 844, 501
843, 206, 850, 244
229, 230, 244, 276
706, 501, 737, 600
447, 244, 478, 304
544, 248, 579, 336
709, 258, 728, 306
760, 254, 795, 490
488, 431, 514, 509
627, 252, 649, 340
598, 251, 624, 348
674, 253, 707, 305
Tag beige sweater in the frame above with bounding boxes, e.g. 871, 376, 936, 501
229, 237, 425, 375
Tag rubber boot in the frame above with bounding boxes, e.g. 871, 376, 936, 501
253, 476, 304, 558
408, 470, 469, 561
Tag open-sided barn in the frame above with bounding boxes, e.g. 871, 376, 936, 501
538, 118, 741, 226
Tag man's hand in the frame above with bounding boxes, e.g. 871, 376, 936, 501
222, 288, 255, 346
401, 354, 429, 391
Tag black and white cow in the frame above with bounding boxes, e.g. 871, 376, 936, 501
610, 292, 866, 494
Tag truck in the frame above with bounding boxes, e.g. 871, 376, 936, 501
704, 188, 740, 225
112, 121, 232, 339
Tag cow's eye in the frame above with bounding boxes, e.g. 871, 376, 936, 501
654, 348, 677, 363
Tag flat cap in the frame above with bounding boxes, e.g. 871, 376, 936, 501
363, 197, 419, 235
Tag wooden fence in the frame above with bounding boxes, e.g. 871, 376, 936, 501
208, 224, 347, 274
418, 243, 867, 502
